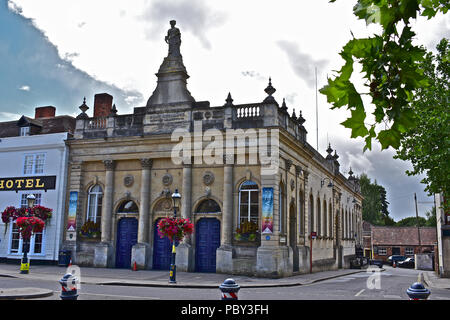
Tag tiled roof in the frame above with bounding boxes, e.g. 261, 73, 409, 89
372, 226, 437, 246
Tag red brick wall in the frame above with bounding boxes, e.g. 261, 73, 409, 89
93, 93, 113, 117
373, 245, 434, 261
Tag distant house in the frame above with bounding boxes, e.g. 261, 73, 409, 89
362, 222, 437, 261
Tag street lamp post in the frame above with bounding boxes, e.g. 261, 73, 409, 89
169, 189, 181, 284
20, 194, 36, 274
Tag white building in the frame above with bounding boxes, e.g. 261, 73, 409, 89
0, 107, 74, 264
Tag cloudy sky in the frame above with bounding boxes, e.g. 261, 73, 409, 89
1, 0, 448, 220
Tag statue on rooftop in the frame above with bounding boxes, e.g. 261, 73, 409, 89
165, 20, 181, 58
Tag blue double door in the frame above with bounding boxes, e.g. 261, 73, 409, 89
115, 218, 138, 269
152, 218, 221, 273
195, 218, 221, 273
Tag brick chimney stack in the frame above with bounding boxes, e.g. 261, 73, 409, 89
35, 106, 56, 119
93, 93, 113, 117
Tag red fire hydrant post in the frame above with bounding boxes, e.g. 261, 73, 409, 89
59, 273, 79, 300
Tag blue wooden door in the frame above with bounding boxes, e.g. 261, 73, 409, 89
115, 218, 138, 268
153, 219, 172, 270
195, 218, 221, 273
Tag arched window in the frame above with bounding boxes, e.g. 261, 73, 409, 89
309, 193, 314, 234
279, 182, 285, 233
87, 185, 103, 223
239, 180, 259, 226
317, 196, 321, 236
117, 200, 139, 213
323, 199, 327, 237
195, 199, 221, 214
329, 201, 333, 238
299, 190, 304, 235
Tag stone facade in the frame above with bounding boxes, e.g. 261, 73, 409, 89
61, 21, 363, 277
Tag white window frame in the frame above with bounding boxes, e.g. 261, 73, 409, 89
238, 181, 259, 227
378, 247, 387, 256
8, 223, 46, 256
86, 185, 103, 223
8, 192, 45, 256
20, 126, 30, 136
405, 247, 414, 255
23, 153, 46, 175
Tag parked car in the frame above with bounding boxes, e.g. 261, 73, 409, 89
369, 259, 383, 268
398, 257, 415, 268
387, 255, 407, 266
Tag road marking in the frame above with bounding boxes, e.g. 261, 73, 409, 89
383, 294, 402, 299
54, 291, 160, 300
355, 289, 365, 297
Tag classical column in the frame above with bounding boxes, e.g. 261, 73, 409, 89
138, 159, 153, 243
176, 161, 193, 272
216, 154, 234, 273
95, 159, 115, 268
181, 164, 192, 222
222, 158, 234, 247
132, 158, 153, 269
101, 159, 115, 242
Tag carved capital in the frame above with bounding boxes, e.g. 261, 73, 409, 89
295, 165, 302, 176
140, 158, 153, 169
103, 159, 115, 171
223, 154, 234, 166
285, 159, 293, 171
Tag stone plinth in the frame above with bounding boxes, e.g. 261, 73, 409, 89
94, 242, 114, 268
131, 242, 153, 270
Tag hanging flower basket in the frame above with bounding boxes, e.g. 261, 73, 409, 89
16, 216, 45, 240
1, 205, 52, 235
157, 217, 194, 242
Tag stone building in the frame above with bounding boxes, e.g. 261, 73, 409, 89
62, 21, 363, 277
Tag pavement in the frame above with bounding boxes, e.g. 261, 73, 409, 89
0, 262, 376, 299
2, 263, 449, 300
423, 270, 450, 290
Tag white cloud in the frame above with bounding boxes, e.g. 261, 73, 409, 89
18, 85, 30, 91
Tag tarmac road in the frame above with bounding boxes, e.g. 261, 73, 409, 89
1, 265, 449, 301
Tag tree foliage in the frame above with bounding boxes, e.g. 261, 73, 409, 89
394, 39, 449, 209
321, 0, 449, 151
360, 173, 394, 225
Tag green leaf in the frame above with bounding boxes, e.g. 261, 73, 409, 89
378, 129, 402, 149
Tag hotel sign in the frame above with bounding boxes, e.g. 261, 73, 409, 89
0, 176, 57, 191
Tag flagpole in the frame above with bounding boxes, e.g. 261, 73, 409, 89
315, 67, 319, 151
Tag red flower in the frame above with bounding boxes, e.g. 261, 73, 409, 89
157, 217, 194, 242
16, 216, 45, 240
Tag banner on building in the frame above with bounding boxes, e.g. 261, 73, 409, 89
67, 191, 78, 232
262, 187, 274, 234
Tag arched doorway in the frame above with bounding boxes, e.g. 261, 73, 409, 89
289, 202, 299, 272
152, 198, 176, 270
195, 218, 221, 273
115, 217, 138, 268
152, 218, 174, 270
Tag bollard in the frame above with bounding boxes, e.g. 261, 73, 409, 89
406, 282, 430, 300
219, 278, 240, 300
59, 273, 79, 300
